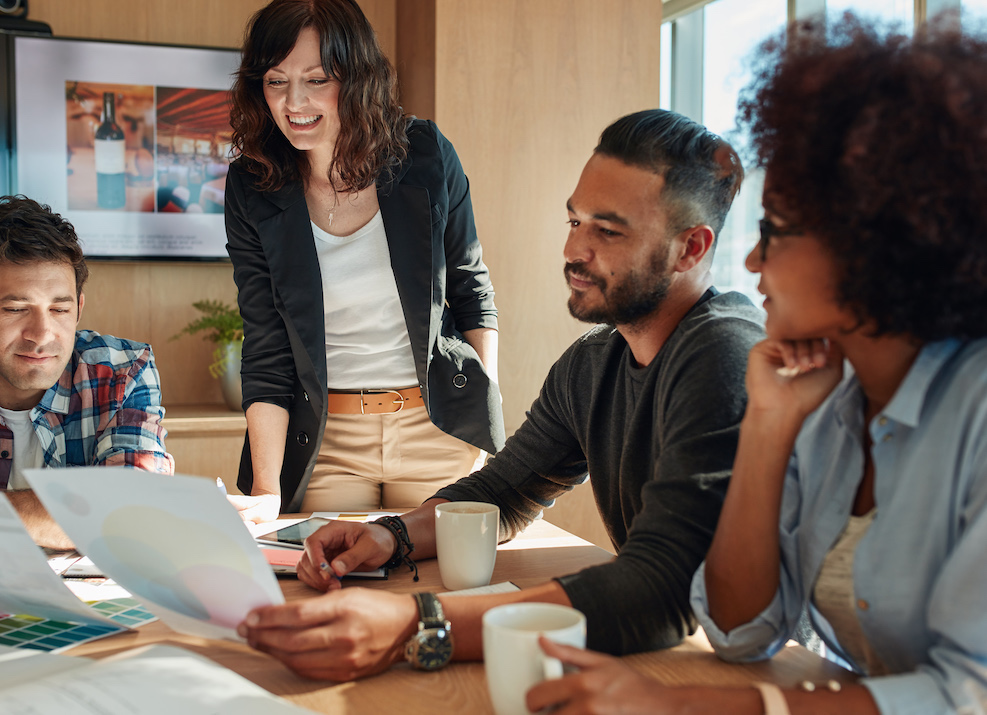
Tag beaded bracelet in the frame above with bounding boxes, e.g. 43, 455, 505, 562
372, 515, 419, 581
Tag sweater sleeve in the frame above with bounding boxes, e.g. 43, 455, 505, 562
557, 310, 763, 654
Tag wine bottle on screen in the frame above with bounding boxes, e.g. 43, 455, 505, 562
94, 92, 126, 209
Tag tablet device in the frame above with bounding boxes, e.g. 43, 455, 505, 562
256, 517, 331, 549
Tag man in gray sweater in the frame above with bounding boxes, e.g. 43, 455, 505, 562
238, 110, 765, 680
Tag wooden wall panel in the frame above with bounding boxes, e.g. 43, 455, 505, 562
29, 0, 394, 54
428, 0, 661, 546
395, 0, 436, 119
434, 0, 661, 434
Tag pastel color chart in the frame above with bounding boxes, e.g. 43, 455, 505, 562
25, 468, 284, 641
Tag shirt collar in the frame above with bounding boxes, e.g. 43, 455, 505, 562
828, 339, 962, 431
882, 339, 962, 428
34, 358, 75, 417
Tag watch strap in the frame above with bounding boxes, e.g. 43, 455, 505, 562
413, 592, 447, 628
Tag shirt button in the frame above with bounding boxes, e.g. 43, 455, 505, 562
882, 433, 892, 442
877, 416, 888, 426
857, 599, 869, 611
0, 450, 8, 459
296, 432, 309, 446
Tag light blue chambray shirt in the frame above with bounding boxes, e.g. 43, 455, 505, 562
691, 339, 987, 715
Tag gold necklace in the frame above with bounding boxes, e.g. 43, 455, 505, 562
327, 189, 339, 228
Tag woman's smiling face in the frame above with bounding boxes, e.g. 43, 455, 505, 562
746, 190, 857, 342
263, 26, 342, 156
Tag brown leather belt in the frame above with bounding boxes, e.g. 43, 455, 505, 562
326, 387, 425, 415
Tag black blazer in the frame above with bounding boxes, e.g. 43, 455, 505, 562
225, 120, 506, 511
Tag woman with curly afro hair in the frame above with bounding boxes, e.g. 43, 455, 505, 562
524, 13, 987, 715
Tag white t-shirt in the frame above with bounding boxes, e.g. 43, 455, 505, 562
312, 211, 419, 389
0, 407, 45, 490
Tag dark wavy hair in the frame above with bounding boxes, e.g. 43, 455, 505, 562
229, 0, 407, 193
0, 195, 88, 298
596, 109, 744, 247
740, 13, 987, 341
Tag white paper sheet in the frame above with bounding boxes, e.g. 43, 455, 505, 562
0, 644, 315, 714
0, 495, 123, 629
24, 468, 284, 641
0, 645, 91, 690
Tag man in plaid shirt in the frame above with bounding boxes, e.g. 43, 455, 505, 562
0, 196, 174, 547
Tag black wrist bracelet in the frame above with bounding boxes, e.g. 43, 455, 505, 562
372, 515, 419, 582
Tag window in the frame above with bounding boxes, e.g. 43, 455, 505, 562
963, 0, 987, 24
826, 0, 913, 24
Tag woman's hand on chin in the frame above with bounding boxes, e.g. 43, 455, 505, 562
745, 338, 845, 421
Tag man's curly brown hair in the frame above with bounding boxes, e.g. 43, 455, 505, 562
739, 13, 987, 341
229, 0, 407, 193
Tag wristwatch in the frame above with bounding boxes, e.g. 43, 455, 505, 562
405, 592, 454, 671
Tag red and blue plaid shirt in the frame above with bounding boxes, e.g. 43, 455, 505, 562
0, 331, 175, 488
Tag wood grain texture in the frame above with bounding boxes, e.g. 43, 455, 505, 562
28, 0, 394, 55
395, 0, 436, 119
162, 404, 247, 491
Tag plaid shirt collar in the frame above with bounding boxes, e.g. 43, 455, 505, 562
33, 358, 75, 417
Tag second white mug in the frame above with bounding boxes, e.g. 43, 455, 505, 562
482, 603, 587, 715
434, 501, 499, 591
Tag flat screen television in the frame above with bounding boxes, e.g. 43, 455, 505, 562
0, 33, 240, 260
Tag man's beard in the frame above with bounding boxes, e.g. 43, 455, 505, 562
564, 248, 671, 326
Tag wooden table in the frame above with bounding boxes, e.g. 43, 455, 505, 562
68, 520, 853, 713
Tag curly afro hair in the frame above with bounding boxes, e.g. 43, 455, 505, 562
739, 13, 987, 341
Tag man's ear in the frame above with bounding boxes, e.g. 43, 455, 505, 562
673, 225, 715, 272
77, 293, 85, 324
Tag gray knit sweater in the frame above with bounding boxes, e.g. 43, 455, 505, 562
434, 289, 764, 654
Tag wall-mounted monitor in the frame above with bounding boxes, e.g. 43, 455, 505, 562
0, 34, 240, 260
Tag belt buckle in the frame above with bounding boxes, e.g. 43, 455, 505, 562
360, 389, 405, 414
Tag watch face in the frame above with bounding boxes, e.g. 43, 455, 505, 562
411, 627, 453, 670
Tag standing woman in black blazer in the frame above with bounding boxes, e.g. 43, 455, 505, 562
225, 0, 505, 522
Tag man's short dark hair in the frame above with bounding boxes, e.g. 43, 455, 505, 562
596, 109, 744, 242
0, 195, 88, 298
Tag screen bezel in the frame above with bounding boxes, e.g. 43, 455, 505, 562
3, 33, 240, 261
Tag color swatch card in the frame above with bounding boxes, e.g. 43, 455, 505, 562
25, 468, 285, 641
0, 598, 156, 653
0, 494, 127, 630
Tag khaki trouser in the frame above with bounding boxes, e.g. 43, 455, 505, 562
300, 405, 484, 512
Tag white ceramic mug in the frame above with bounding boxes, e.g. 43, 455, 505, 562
482, 603, 587, 715
434, 501, 499, 591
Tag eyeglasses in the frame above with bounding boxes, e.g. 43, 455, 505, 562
756, 218, 803, 261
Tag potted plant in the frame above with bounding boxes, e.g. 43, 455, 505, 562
172, 299, 244, 411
